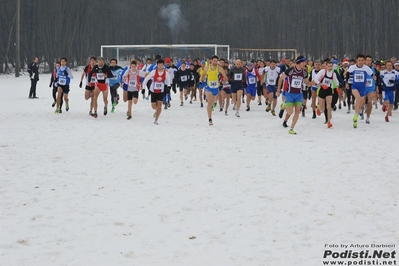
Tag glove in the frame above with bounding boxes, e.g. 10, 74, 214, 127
49, 83, 52, 87
79, 81, 82, 88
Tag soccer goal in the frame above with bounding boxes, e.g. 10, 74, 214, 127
101, 44, 230, 65
229, 48, 298, 62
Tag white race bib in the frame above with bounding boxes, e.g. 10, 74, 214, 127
97, 73, 105, 80
129, 80, 136, 87
234, 73, 242, 81
59, 78, 66, 85
181, 76, 187, 82
291, 77, 302, 88
366, 79, 373, 87
248, 77, 256, 84
209, 81, 218, 88
348, 77, 353, 84
323, 78, 332, 87
354, 73, 364, 82
155, 82, 163, 89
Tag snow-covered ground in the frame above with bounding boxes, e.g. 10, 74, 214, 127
1, 71, 398, 266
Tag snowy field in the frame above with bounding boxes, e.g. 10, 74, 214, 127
1, 71, 398, 266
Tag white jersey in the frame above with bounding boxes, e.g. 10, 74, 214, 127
264, 66, 281, 86
315, 69, 339, 88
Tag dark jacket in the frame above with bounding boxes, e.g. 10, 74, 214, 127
28, 62, 39, 81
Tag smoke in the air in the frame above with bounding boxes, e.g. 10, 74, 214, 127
159, 3, 188, 43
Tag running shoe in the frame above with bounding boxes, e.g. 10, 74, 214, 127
271, 110, 276, 116
288, 129, 297, 135
180, 102, 183, 106
278, 109, 284, 119
200, 103, 204, 108
353, 114, 358, 128
54, 109, 59, 114
382, 105, 387, 112
153, 112, 156, 118
338, 104, 341, 109
219, 108, 223, 112
58, 109, 62, 113
283, 121, 288, 128
312, 111, 316, 119
154, 120, 159, 125
302, 110, 305, 117
347, 109, 351, 114
112, 102, 117, 107
167, 102, 171, 107
232, 105, 236, 110
316, 108, 321, 116
89, 111, 92, 116
209, 119, 213, 126
246, 106, 250, 111
104, 106, 108, 116
266, 104, 271, 112
111, 106, 115, 113
190, 101, 192, 104
185, 95, 188, 100
93, 112, 98, 118
343, 102, 347, 107
225, 111, 228, 116
258, 102, 262, 106
366, 119, 370, 124
385, 116, 389, 122
66, 104, 69, 112
127, 114, 132, 120
235, 112, 240, 117
327, 122, 333, 128
52, 101, 56, 107
280, 103, 286, 110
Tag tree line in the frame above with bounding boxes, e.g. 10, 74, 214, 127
1, 0, 399, 73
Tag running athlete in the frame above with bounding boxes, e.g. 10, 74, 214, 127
245, 62, 260, 111
313, 61, 339, 128
164, 57, 178, 109
79, 57, 97, 115
264, 60, 281, 116
200, 55, 228, 125
347, 54, 374, 128
364, 55, 379, 124
109, 58, 124, 113
256, 61, 265, 105
308, 60, 322, 118
50, 62, 62, 109
277, 56, 309, 134
220, 65, 231, 115
188, 63, 197, 103
228, 59, 246, 117
176, 62, 191, 106
54, 57, 73, 113
197, 62, 206, 108
142, 59, 172, 125
87, 57, 114, 118
122, 60, 142, 120
380, 61, 398, 122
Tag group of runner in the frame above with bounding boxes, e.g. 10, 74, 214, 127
49, 54, 399, 133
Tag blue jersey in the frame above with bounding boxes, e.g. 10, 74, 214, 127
380, 70, 398, 91
56, 66, 72, 86
347, 64, 373, 89
109, 66, 123, 87
119, 66, 129, 84
246, 69, 257, 88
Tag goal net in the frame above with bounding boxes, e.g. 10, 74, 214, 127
229, 48, 298, 62
101, 44, 230, 65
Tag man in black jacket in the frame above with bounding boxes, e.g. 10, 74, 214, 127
28, 57, 39, 98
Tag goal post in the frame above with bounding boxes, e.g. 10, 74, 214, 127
229, 48, 298, 62
100, 44, 230, 65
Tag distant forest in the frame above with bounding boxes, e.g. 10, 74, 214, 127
1, 0, 399, 72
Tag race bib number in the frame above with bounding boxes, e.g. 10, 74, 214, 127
181, 76, 187, 82
59, 78, 66, 85
234, 73, 242, 81
129, 80, 136, 87
323, 78, 332, 87
268, 78, 275, 85
209, 81, 218, 88
248, 77, 256, 84
366, 79, 373, 87
290, 77, 302, 88
354, 73, 364, 82
155, 82, 163, 88
97, 73, 105, 80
